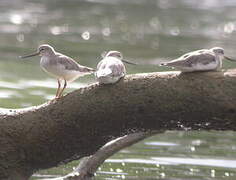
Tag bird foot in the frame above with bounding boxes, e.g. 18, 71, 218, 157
48, 96, 61, 104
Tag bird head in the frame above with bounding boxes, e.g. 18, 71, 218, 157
104, 50, 137, 65
19, 44, 55, 59
105, 51, 123, 59
211, 47, 224, 56
37, 44, 55, 56
211, 47, 236, 62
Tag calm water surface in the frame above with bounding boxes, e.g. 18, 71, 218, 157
0, 0, 236, 179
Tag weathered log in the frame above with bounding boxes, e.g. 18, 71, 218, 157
1, 70, 236, 180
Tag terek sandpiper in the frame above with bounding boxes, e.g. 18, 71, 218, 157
20, 44, 94, 99
160, 47, 236, 72
95, 51, 135, 84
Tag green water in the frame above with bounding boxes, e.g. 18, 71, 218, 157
1, 0, 236, 179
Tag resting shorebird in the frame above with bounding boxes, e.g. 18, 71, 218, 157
20, 44, 94, 98
95, 51, 136, 84
160, 47, 236, 72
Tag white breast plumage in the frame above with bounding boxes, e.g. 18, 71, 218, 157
95, 56, 126, 84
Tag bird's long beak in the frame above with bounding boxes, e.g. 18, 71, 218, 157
19, 52, 40, 59
122, 59, 137, 65
224, 56, 236, 62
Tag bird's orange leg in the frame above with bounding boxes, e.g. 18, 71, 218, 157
58, 79, 67, 98
55, 79, 61, 98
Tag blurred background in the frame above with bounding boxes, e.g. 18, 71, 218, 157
0, 0, 236, 179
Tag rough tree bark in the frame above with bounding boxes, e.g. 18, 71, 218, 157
0, 70, 236, 180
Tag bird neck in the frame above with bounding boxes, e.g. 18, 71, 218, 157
43, 51, 56, 58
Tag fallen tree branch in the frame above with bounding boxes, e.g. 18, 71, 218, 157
0, 70, 236, 180
43, 131, 159, 180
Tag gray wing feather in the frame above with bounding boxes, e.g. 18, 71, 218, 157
57, 54, 94, 72
166, 51, 216, 67
110, 64, 126, 76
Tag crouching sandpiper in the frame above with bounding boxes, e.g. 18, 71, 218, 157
20, 44, 94, 99
160, 47, 236, 72
95, 51, 136, 84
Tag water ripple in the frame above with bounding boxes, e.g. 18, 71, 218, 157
151, 157, 236, 168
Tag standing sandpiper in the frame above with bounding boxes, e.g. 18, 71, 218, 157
160, 47, 235, 72
95, 51, 135, 84
20, 44, 94, 99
